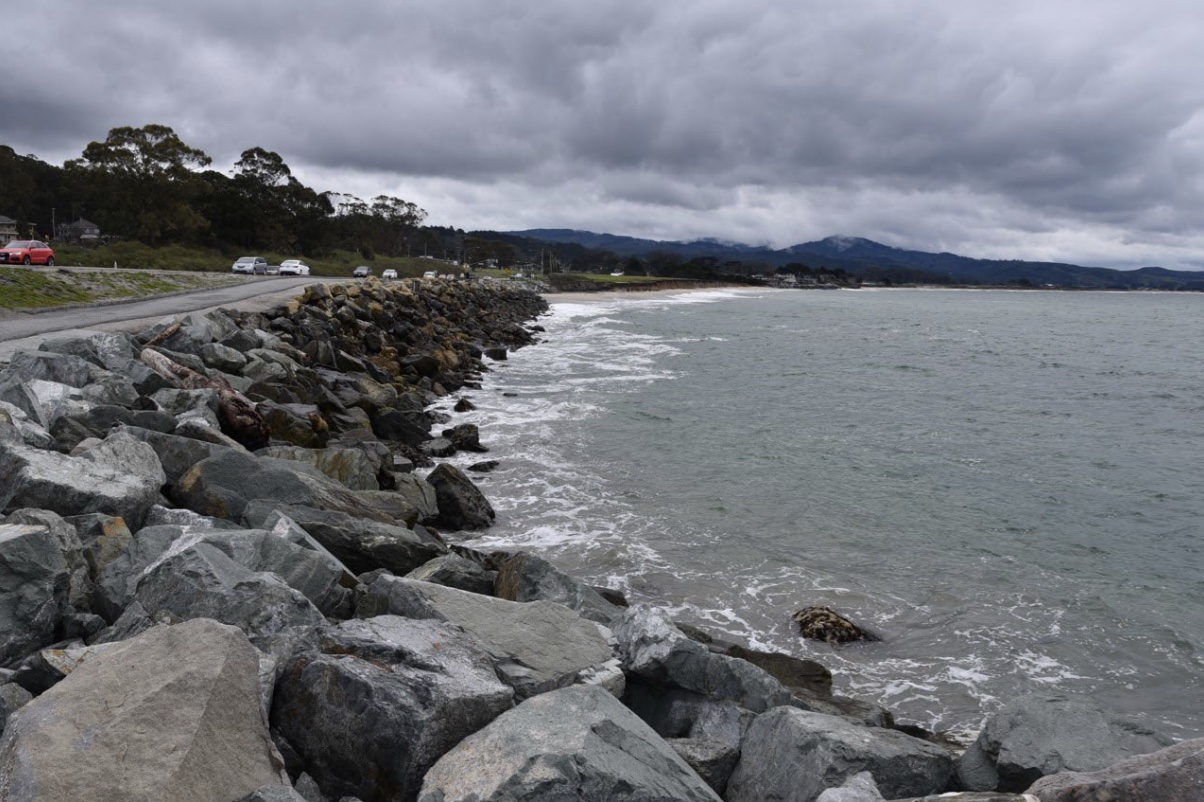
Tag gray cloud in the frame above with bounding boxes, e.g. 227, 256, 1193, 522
5, 0, 1204, 268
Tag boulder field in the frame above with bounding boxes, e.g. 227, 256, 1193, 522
0, 278, 1197, 802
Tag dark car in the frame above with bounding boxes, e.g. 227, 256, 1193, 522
353, 265, 372, 278
1, 240, 55, 266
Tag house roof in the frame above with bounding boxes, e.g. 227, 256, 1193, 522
66, 218, 98, 227
0, 216, 15, 225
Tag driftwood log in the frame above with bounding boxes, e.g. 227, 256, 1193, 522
140, 347, 271, 450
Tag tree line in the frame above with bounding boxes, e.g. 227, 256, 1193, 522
0, 124, 427, 259
0, 123, 863, 284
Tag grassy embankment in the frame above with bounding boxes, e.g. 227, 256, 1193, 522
0, 266, 241, 310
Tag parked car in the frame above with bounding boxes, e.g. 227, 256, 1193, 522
232, 256, 268, 274
381, 269, 398, 280
352, 265, 372, 278
1, 240, 55, 266
422, 270, 438, 279
278, 259, 310, 276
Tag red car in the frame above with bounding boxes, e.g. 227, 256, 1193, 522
0, 240, 55, 266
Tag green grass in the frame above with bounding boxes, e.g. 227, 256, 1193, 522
0, 268, 94, 308
0, 266, 241, 310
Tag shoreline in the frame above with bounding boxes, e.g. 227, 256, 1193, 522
0, 279, 1193, 800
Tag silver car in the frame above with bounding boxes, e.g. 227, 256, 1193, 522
232, 256, 268, 274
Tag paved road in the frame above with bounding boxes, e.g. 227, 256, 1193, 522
0, 277, 339, 362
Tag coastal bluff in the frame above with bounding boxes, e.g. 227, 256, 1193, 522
0, 278, 1197, 801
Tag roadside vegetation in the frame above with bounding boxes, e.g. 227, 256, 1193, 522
0, 266, 240, 310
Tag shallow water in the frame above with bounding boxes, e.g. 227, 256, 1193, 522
436, 287, 1204, 741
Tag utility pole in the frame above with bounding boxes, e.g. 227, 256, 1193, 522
51, 208, 56, 240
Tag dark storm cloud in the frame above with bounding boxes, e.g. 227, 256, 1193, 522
5, 0, 1204, 267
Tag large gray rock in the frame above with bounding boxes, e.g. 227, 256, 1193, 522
93, 523, 208, 622
5, 509, 90, 614
406, 553, 496, 595
273, 616, 515, 802
614, 604, 792, 713
134, 541, 326, 659
0, 430, 166, 529
0, 618, 288, 801
425, 463, 494, 530
122, 425, 240, 484
256, 445, 380, 491
359, 575, 622, 700
38, 332, 140, 370
4, 351, 92, 388
725, 707, 954, 802
386, 473, 438, 523
0, 524, 69, 667
148, 526, 356, 617
494, 550, 621, 624
418, 684, 722, 802
1027, 736, 1204, 801
956, 693, 1175, 792
242, 501, 445, 576
173, 449, 394, 525
0, 402, 53, 450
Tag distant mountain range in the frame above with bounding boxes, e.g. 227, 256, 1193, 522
502, 229, 1204, 290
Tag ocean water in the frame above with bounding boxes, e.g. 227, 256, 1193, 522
434, 287, 1204, 741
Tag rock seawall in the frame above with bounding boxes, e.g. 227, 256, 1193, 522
0, 278, 1195, 802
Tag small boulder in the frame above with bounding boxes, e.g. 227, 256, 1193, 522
406, 553, 496, 596
425, 463, 495, 530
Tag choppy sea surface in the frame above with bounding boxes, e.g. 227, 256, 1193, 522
435, 287, 1204, 741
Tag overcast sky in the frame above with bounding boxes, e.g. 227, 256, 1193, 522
6, 1, 1204, 268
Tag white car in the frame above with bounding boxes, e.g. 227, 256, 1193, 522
382, 269, 398, 280
422, 271, 438, 279
278, 259, 310, 276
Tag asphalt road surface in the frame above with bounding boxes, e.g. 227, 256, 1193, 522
0, 276, 338, 362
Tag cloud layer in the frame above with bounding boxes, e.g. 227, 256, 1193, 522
6, 1, 1204, 267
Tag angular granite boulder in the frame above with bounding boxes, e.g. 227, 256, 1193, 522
242, 501, 443, 576
494, 550, 622, 624
956, 693, 1175, 792
726, 707, 954, 802
272, 616, 514, 802
358, 575, 622, 699
417, 685, 721, 802
0, 523, 69, 667
134, 541, 326, 659
1027, 736, 1204, 801
173, 449, 392, 525
0, 618, 288, 802
613, 604, 791, 713
0, 430, 165, 529
425, 463, 495, 530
